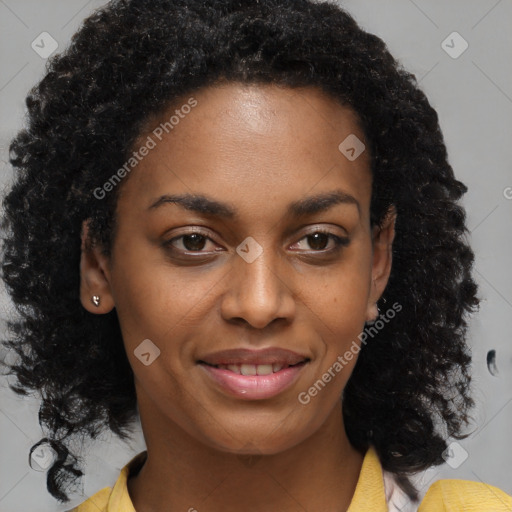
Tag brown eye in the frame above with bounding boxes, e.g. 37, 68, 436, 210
163, 230, 218, 254
181, 233, 207, 251
306, 232, 329, 250
291, 230, 349, 253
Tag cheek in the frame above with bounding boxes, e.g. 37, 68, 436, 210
109, 237, 213, 334
110, 256, 208, 412
303, 246, 372, 379
305, 247, 372, 333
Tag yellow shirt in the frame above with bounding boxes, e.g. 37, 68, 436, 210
70, 446, 512, 511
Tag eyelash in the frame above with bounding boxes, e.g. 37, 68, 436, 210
163, 228, 349, 256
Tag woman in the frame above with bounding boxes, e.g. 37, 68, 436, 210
1, 0, 510, 510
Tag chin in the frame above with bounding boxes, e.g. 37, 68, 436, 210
197, 418, 315, 456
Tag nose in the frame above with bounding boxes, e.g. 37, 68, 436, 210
220, 243, 296, 330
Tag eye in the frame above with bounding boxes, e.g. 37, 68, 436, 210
290, 230, 349, 252
164, 230, 219, 253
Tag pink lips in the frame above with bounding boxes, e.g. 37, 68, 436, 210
197, 347, 309, 400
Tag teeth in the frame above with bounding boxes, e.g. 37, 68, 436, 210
256, 364, 273, 375
240, 364, 257, 376
215, 363, 289, 375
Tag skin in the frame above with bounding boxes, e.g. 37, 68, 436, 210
80, 83, 396, 512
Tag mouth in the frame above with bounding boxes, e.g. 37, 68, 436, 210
196, 348, 310, 400
197, 347, 309, 368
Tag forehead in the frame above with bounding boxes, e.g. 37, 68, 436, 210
118, 83, 372, 222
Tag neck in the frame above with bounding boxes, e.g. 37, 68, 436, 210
128, 389, 364, 512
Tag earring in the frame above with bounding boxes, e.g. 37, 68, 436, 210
366, 303, 379, 325
91, 295, 101, 307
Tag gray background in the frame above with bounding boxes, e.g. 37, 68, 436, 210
0, 1, 511, 511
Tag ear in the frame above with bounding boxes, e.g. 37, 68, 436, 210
366, 206, 396, 322
79, 220, 115, 314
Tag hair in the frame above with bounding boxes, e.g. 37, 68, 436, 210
1, 0, 479, 503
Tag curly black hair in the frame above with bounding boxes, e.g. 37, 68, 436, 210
1, 0, 479, 503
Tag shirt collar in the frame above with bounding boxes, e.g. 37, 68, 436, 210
348, 445, 389, 512
107, 451, 145, 512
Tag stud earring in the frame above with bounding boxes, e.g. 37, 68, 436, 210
366, 303, 379, 325
91, 295, 101, 307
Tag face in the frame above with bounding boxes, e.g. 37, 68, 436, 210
80, 83, 395, 455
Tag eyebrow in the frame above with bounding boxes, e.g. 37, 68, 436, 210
148, 189, 360, 218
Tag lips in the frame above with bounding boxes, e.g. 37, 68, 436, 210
197, 347, 310, 400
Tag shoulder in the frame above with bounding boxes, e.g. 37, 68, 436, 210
419, 479, 512, 511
